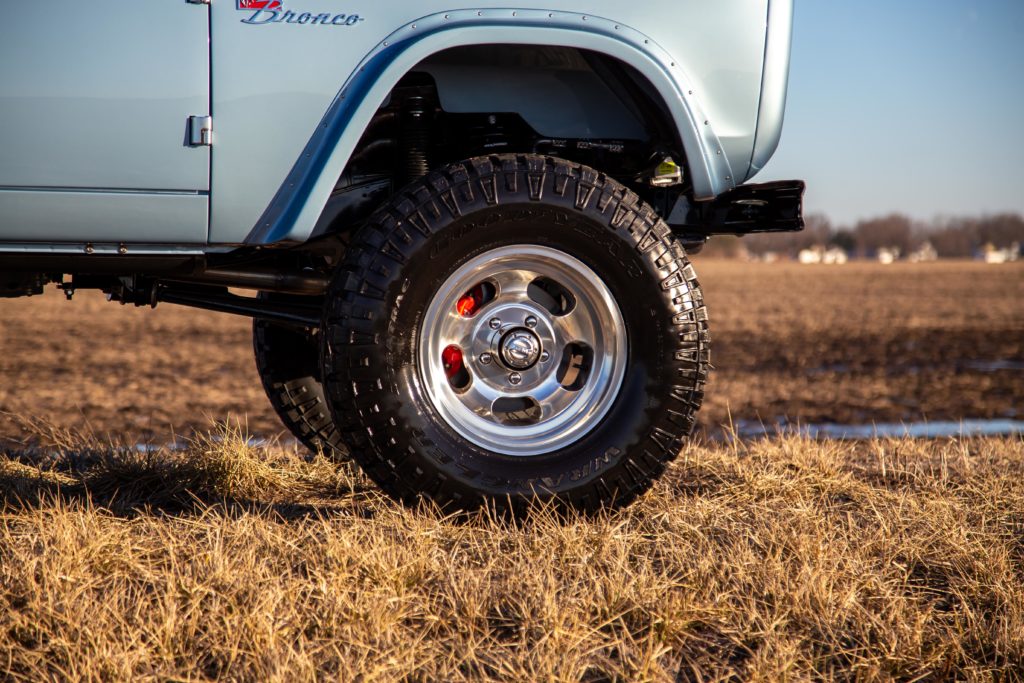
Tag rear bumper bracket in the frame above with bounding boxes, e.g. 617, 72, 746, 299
668, 180, 806, 237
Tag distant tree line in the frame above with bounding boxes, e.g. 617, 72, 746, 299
736, 213, 1024, 259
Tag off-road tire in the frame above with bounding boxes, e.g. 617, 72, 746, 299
322, 154, 710, 512
253, 297, 346, 459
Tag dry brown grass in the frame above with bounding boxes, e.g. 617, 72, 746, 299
1, 261, 1022, 679
2, 423, 1022, 681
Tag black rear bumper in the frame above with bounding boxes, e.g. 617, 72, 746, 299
669, 180, 805, 237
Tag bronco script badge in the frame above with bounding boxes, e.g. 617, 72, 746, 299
237, 0, 364, 26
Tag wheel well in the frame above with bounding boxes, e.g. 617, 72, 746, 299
311, 45, 689, 240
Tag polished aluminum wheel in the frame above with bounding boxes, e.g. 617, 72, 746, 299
418, 245, 627, 456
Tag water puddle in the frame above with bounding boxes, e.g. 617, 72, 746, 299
133, 423, 1023, 456
734, 419, 1024, 441
961, 360, 1024, 372
133, 436, 299, 454
134, 441, 187, 454
129, 422, 1024, 450
805, 364, 851, 376
804, 359, 1024, 375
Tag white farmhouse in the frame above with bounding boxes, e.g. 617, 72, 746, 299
909, 241, 938, 263
983, 242, 1020, 264
877, 247, 901, 264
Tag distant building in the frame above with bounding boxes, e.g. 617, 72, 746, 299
983, 242, 1020, 264
798, 248, 820, 264
877, 247, 901, 264
908, 241, 938, 263
823, 247, 848, 264
798, 245, 848, 265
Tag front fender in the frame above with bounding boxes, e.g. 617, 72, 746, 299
244, 9, 736, 245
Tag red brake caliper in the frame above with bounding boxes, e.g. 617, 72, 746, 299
442, 345, 464, 380
456, 284, 485, 318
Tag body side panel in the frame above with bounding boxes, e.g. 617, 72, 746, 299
244, 17, 733, 244
209, 1, 767, 244
0, 1, 210, 244
0, 190, 209, 245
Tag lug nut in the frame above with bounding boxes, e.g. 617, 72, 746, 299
540, 351, 550, 362
508, 372, 522, 385
488, 317, 502, 330
525, 315, 538, 328
479, 353, 493, 365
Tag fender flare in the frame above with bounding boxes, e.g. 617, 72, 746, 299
246, 9, 736, 244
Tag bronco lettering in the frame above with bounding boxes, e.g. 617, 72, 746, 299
241, 9, 364, 26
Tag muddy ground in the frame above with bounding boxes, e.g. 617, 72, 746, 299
0, 260, 1020, 445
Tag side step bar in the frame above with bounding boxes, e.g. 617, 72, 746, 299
669, 180, 806, 236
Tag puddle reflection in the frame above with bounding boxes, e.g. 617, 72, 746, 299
734, 419, 1024, 441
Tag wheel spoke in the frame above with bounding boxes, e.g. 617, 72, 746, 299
531, 375, 578, 420
458, 380, 505, 419
554, 303, 598, 347
433, 309, 474, 348
489, 269, 535, 301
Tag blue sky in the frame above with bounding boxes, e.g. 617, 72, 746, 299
757, 0, 1024, 226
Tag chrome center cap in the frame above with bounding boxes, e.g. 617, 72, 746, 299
500, 329, 541, 370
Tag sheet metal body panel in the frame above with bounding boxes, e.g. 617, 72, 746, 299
0, 189, 209, 245
0, 1, 793, 251
0, 1, 210, 243
210, 0, 774, 244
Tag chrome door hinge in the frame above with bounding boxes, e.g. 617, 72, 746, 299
188, 115, 213, 147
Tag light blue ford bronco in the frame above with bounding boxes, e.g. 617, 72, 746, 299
0, 1, 803, 511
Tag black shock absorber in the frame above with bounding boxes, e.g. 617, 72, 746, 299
401, 95, 432, 185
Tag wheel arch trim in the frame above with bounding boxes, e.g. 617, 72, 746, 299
243, 8, 735, 245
